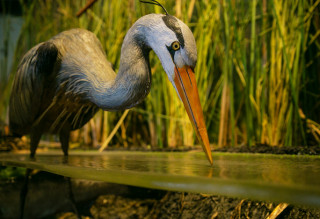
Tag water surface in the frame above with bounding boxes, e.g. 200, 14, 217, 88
0, 151, 319, 206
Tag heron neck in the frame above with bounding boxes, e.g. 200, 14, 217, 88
91, 31, 152, 111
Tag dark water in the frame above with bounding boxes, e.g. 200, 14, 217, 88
0, 151, 319, 207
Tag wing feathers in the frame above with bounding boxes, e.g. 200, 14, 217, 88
9, 42, 59, 134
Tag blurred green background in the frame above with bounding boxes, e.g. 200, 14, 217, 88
0, 0, 319, 149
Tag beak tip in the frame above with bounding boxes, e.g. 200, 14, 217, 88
198, 130, 213, 165
204, 145, 213, 166
208, 155, 213, 166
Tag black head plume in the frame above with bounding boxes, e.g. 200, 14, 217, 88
140, 0, 169, 15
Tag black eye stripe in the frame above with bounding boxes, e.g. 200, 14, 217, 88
166, 45, 175, 59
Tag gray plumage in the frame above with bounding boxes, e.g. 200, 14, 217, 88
9, 14, 198, 157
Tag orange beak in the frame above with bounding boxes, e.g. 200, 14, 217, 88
174, 66, 213, 165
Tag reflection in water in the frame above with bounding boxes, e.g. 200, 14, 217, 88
1, 152, 320, 206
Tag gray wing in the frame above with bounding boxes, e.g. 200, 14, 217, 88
9, 42, 59, 135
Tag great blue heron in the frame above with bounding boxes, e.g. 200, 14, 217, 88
9, 9, 213, 164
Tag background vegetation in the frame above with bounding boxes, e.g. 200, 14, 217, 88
0, 0, 319, 149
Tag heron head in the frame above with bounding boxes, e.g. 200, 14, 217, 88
131, 13, 212, 165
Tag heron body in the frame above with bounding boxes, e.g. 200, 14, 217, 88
9, 13, 213, 164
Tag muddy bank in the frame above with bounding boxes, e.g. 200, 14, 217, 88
82, 191, 320, 219
213, 144, 320, 155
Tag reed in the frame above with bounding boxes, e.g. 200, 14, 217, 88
0, 0, 319, 148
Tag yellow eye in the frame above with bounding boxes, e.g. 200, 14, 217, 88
171, 41, 180, 51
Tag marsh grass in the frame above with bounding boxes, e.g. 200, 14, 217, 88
0, 0, 319, 148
